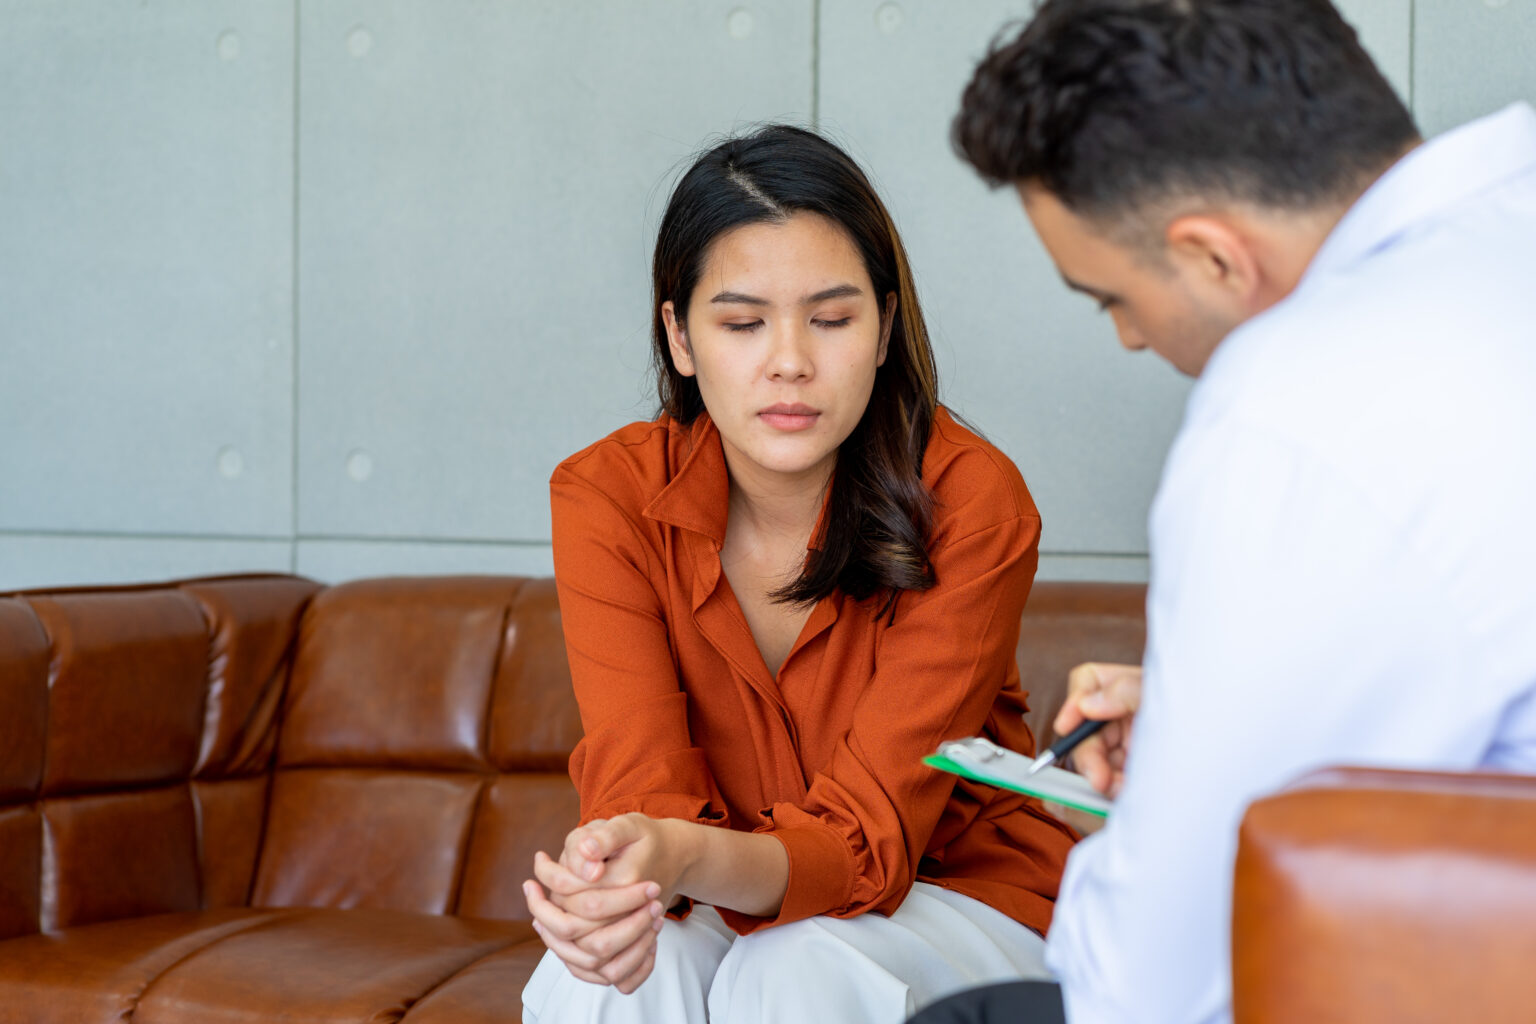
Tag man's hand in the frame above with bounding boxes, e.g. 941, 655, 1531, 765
1055, 662, 1142, 798
523, 845, 665, 994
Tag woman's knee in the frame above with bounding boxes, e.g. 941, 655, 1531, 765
709, 917, 887, 999
714, 916, 821, 976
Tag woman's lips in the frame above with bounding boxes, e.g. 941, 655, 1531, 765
759, 404, 820, 431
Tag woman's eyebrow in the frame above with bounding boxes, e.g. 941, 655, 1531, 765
803, 283, 862, 304
709, 283, 864, 306
710, 290, 769, 305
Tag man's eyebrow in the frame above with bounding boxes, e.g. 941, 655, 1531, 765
1061, 274, 1111, 301
709, 284, 864, 306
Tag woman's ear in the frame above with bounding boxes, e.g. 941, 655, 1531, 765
662, 301, 696, 377
877, 292, 897, 367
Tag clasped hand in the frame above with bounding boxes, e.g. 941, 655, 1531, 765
521, 812, 680, 994
1056, 662, 1142, 798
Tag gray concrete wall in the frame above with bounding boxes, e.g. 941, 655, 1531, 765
3, 1, 1531, 589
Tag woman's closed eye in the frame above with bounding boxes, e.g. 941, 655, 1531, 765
720, 315, 852, 333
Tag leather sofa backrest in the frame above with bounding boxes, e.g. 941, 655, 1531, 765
253, 576, 582, 922
0, 575, 319, 938
250, 576, 1147, 922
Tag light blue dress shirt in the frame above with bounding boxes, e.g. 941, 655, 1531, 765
1044, 103, 1536, 1024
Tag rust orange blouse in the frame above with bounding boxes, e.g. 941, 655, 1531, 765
550, 407, 1075, 937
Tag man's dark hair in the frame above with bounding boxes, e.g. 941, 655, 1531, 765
954, 0, 1419, 219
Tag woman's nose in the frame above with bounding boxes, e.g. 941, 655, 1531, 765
766, 325, 813, 382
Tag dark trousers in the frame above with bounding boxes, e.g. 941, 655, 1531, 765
908, 981, 1067, 1024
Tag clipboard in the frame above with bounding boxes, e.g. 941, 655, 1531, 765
925, 736, 1112, 818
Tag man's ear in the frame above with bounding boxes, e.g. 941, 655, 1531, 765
662, 301, 696, 377
1164, 215, 1260, 310
877, 292, 896, 367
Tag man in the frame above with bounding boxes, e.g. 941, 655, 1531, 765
916, 1, 1536, 1021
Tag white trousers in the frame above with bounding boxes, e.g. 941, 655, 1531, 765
520, 882, 1052, 1024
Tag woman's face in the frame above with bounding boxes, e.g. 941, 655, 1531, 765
663, 211, 894, 491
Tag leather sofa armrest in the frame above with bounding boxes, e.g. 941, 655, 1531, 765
1232, 765, 1536, 1024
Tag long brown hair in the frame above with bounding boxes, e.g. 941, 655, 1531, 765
651, 125, 939, 613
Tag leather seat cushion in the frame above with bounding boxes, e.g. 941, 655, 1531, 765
0, 907, 538, 1024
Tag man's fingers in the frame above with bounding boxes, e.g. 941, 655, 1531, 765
1072, 741, 1114, 794
1055, 662, 1143, 736
1054, 664, 1095, 737
1069, 716, 1132, 794
1064, 661, 1108, 700
1079, 669, 1142, 718
1108, 741, 1128, 771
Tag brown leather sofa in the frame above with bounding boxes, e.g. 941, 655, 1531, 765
0, 574, 584, 1023
5, 571, 1525, 1022
0, 572, 1139, 1022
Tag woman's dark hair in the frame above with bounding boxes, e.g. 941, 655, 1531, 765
953, 0, 1419, 221
651, 124, 938, 612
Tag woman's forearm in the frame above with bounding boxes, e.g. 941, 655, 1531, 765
664, 818, 789, 917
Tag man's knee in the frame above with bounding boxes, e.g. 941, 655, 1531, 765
906, 981, 1065, 1024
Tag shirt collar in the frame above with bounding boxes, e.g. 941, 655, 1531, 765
640, 411, 836, 556
643, 413, 731, 547
1304, 102, 1536, 285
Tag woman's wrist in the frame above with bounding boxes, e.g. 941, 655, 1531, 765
655, 816, 705, 902
655, 819, 789, 918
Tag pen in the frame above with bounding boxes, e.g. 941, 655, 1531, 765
1027, 717, 1108, 775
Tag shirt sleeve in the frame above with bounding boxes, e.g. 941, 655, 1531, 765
718, 501, 1049, 934
551, 464, 731, 831
1044, 422, 1475, 1024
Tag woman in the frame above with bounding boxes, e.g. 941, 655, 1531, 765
521, 125, 1075, 1023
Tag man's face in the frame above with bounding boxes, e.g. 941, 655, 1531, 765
1018, 184, 1240, 377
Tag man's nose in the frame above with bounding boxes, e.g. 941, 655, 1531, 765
1114, 320, 1146, 353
